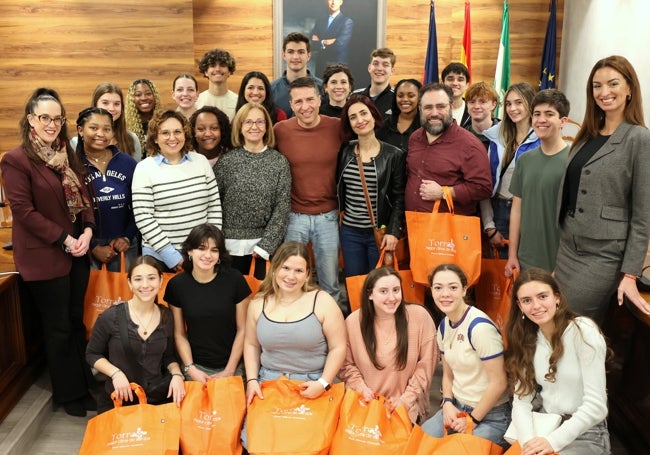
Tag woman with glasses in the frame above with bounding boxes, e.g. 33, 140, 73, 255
125, 78, 163, 152
74, 107, 138, 272
214, 103, 291, 279
132, 110, 222, 272
0, 88, 97, 417
235, 71, 287, 125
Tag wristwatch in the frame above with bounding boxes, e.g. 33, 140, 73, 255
183, 363, 194, 373
317, 377, 331, 391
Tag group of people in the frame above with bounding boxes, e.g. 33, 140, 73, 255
1, 25, 648, 454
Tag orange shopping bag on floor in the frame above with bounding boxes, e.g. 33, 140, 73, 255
247, 377, 345, 455
83, 252, 130, 339
79, 383, 180, 455
401, 415, 503, 455
346, 249, 425, 312
244, 259, 269, 299
180, 376, 246, 455
474, 244, 515, 335
329, 389, 412, 455
406, 187, 482, 285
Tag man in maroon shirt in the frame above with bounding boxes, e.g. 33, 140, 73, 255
405, 83, 492, 216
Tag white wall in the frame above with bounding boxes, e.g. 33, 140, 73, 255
560, 0, 650, 125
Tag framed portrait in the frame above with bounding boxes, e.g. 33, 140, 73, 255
273, 0, 387, 89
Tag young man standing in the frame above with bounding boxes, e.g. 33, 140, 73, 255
505, 89, 570, 275
274, 77, 342, 305
195, 48, 238, 120
464, 81, 499, 150
441, 62, 471, 129
353, 48, 395, 119
271, 32, 323, 119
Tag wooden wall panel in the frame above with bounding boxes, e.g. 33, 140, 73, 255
0, 1, 194, 151
0, 0, 562, 153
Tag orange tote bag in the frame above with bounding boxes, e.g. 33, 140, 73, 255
244, 259, 269, 299
179, 376, 246, 455
406, 187, 482, 285
401, 417, 503, 455
474, 244, 514, 335
83, 252, 131, 338
329, 389, 412, 455
79, 383, 181, 455
247, 377, 345, 455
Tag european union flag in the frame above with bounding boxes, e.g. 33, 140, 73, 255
423, 0, 439, 84
539, 0, 557, 90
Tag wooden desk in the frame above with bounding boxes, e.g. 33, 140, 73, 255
603, 283, 650, 453
0, 227, 44, 424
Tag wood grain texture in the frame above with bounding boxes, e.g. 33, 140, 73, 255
0, 0, 562, 152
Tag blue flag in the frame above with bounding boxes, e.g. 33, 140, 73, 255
539, 0, 557, 89
423, 1, 439, 84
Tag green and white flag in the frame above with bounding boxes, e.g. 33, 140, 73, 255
494, 0, 510, 118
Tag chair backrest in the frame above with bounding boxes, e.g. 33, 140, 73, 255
562, 118, 582, 143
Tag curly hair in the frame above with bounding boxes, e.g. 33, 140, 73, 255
504, 268, 579, 398
198, 48, 236, 75
125, 79, 163, 151
188, 106, 232, 158
144, 110, 192, 157
91, 82, 136, 157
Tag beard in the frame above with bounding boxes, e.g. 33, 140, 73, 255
421, 112, 452, 136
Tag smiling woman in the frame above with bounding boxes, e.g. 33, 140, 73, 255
132, 110, 222, 271
125, 79, 163, 152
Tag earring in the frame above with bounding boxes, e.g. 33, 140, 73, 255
217, 258, 221, 264
521, 314, 525, 320
188, 256, 193, 262
627, 94, 632, 101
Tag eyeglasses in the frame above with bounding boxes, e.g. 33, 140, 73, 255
159, 129, 184, 139
421, 103, 452, 112
34, 114, 66, 126
243, 119, 266, 128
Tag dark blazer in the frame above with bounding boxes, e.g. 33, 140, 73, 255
1, 146, 95, 281
336, 140, 406, 237
557, 122, 650, 274
311, 12, 354, 74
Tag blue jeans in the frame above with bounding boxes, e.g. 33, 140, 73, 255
491, 198, 512, 259
285, 210, 341, 303
421, 399, 511, 449
241, 366, 324, 450
560, 420, 610, 454
339, 224, 379, 277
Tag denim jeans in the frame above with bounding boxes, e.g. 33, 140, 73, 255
560, 420, 610, 454
491, 198, 512, 259
285, 210, 341, 303
421, 399, 511, 448
241, 366, 324, 450
339, 224, 379, 277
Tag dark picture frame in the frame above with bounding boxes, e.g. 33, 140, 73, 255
273, 0, 387, 89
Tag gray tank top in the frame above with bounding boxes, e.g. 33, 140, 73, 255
258, 291, 328, 373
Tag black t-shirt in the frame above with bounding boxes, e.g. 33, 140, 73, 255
165, 267, 251, 369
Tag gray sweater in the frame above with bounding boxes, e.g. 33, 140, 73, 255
214, 146, 291, 256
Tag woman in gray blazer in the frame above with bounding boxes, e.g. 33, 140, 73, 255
555, 55, 650, 325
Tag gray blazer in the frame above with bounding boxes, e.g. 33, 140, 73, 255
557, 122, 650, 274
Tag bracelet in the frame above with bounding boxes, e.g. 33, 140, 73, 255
624, 273, 637, 281
487, 229, 498, 239
110, 369, 122, 379
183, 363, 195, 373
172, 373, 184, 379
441, 397, 453, 406
469, 413, 482, 425
246, 378, 259, 383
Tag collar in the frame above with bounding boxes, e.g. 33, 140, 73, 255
153, 152, 192, 165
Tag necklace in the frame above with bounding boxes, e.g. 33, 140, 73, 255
87, 150, 110, 165
129, 302, 156, 335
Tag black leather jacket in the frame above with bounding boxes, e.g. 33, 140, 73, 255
336, 140, 406, 236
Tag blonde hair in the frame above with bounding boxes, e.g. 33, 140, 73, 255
125, 79, 163, 151
231, 103, 275, 148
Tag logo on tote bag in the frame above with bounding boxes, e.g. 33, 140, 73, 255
426, 238, 457, 256
344, 424, 383, 445
272, 404, 313, 420
109, 427, 151, 449
193, 409, 222, 430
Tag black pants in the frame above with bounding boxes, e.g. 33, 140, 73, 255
231, 255, 267, 280
24, 256, 92, 404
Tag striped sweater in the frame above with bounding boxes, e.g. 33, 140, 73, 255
132, 152, 222, 267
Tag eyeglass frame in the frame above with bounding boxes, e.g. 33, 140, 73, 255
32, 113, 66, 126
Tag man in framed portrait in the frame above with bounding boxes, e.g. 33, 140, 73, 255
310, 0, 354, 78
